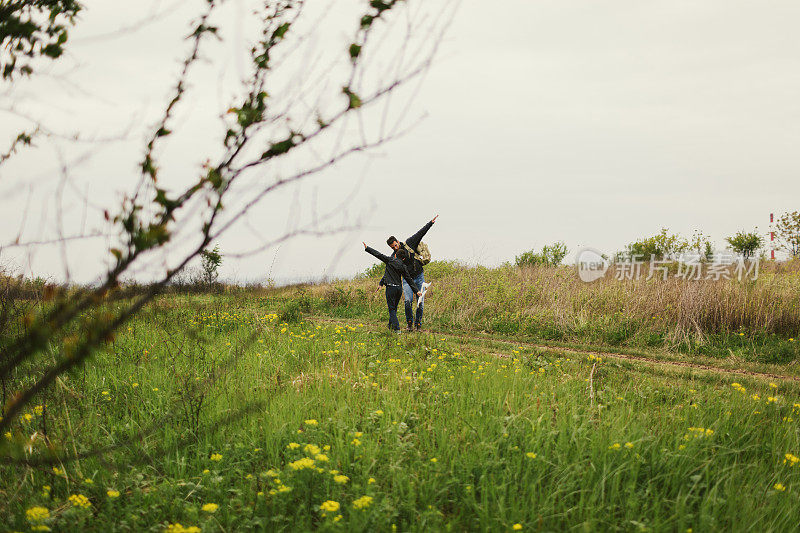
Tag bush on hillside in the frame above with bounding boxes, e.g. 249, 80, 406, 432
515, 242, 568, 267
358, 263, 384, 279
620, 228, 689, 261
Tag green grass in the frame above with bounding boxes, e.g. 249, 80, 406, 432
3, 294, 800, 531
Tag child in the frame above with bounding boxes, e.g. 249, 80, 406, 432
363, 242, 421, 331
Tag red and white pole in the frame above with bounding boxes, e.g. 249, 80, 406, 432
770, 213, 775, 259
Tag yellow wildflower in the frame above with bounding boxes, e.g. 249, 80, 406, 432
304, 443, 321, 456
209, 453, 222, 461
333, 474, 349, 484
353, 495, 374, 509
525, 452, 537, 459
685, 427, 714, 440
68, 494, 91, 509
320, 500, 340, 513
289, 457, 315, 470
201, 503, 219, 513
305, 419, 318, 426
513, 525, 523, 531
26, 506, 49, 523
774, 483, 786, 491
107, 489, 120, 498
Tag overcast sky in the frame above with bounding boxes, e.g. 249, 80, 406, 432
2, 0, 799, 284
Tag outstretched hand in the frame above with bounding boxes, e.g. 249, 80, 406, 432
416, 291, 422, 297
431, 214, 439, 223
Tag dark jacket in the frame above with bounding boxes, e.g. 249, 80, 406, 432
366, 246, 420, 293
395, 220, 434, 276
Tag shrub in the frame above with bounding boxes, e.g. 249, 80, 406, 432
621, 228, 688, 261
200, 245, 223, 284
280, 301, 303, 323
515, 242, 568, 267
726, 230, 764, 259
358, 263, 384, 279
515, 250, 544, 267
294, 289, 313, 312
775, 211, 800, 258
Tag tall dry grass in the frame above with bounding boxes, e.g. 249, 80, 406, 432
312, 260, 800, 350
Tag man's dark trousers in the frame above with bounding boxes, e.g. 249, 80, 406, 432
385, 285, 403, 330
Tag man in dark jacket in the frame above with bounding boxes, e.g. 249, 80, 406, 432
363, 242, 421, 331
385, 215, 438, 330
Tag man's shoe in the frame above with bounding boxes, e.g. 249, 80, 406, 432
414, 323, 422, 331
406, 323, 414, 332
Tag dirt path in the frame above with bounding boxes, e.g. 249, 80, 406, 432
308, 315, 800, 384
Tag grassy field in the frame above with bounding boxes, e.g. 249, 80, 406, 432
288, 260, 800, 364
3, 288, 800, 532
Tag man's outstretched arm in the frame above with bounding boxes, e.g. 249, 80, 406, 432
405, 215, 438, 250
364, 242, 390, 264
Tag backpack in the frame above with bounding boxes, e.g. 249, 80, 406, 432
404, 241, 431, 266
